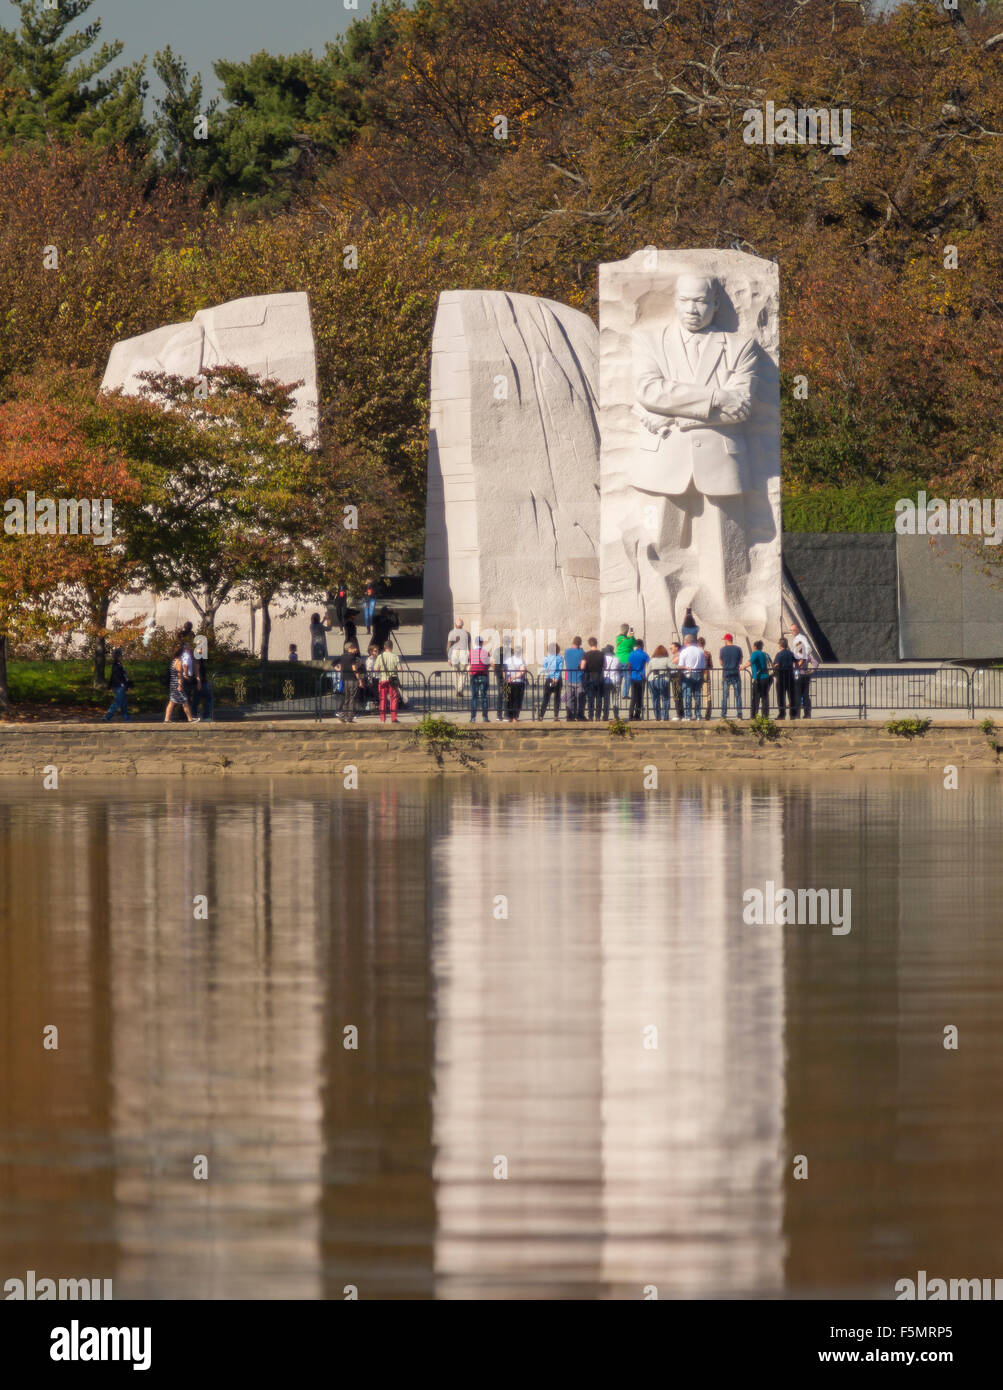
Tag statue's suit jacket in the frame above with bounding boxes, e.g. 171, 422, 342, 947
631, 323, 758, 497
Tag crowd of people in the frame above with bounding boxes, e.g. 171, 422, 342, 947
102, 620, 212, 724
446, 611, 819, 722
303, 578, 405, 724
307, 578, 399, 663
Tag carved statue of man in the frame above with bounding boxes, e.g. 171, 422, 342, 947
630, 273, 762, 636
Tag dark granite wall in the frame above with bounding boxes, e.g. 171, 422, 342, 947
783, 534, 899, 662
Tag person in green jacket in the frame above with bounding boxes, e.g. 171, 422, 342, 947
614, 624, 639, 704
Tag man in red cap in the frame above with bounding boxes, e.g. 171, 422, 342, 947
719, 631, 744, 718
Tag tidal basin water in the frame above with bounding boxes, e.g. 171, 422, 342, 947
1, 773, 1001, 1300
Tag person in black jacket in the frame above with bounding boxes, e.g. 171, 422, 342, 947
337, 642, 364, 723
333, 584, 348, 631
102, 649, 132, 722
371, 606, 399, 650
772, 637, 797, 720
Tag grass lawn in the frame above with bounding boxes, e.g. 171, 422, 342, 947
3, 658, 317, 720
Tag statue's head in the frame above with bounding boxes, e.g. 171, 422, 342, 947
675, 274, 719, 332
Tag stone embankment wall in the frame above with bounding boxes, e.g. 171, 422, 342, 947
0, 723, 998, 777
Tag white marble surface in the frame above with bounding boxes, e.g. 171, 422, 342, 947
423, 290, 600, 657
101, 292, 319, 443
598, 250, 782, 652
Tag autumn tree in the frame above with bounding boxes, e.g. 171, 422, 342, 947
0, 142, 202, 393
0, 367, 143, 703
109, 365, 319, 635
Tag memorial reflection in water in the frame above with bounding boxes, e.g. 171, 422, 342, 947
0, 774, 999, 1299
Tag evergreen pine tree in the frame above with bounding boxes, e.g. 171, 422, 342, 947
0, 0, 147, 153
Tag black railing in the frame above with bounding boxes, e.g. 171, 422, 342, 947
203, 664, 1003, 721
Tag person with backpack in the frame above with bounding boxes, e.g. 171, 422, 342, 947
790, 623, 817, 719
102, 648, 132, 723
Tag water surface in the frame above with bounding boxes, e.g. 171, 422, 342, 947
1, 773, 1000, 1299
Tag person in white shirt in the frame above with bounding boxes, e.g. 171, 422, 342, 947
180, 641, 195, 706
789, 623, 815, 719
503, 647, 527, 721
675, 633, 706, 720
446, 617, 471, 695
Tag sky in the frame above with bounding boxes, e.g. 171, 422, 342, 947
4, 0, 382, 105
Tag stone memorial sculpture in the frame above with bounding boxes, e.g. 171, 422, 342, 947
598, 250, 781, 650
101, 292, 319, 444
423, 289, 600, 657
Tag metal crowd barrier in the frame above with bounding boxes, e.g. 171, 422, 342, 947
207, 663, 1003, 721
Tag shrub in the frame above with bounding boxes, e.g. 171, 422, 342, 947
884, 717, 931, 738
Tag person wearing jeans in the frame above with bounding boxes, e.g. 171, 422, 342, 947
647, 646, 672, 720
564, 636, 585, 721
362, 580, 377, 634
668, 643, 685, 721
602, 646, 619, 718
614, 624, 638, 706
468, 637, 490, 722
539, 643, 564, 720
675, 634, 706, 720
582, 637, 605, 719
744, 641, 773, 718
103, 649, 131, 722
719, 633, 743, 718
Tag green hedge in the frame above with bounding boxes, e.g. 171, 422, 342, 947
782, 481, 925, 533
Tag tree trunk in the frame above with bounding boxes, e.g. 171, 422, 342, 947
0, 633, 9, 709
260, 597, 272, 669
92, 594, 111, 687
